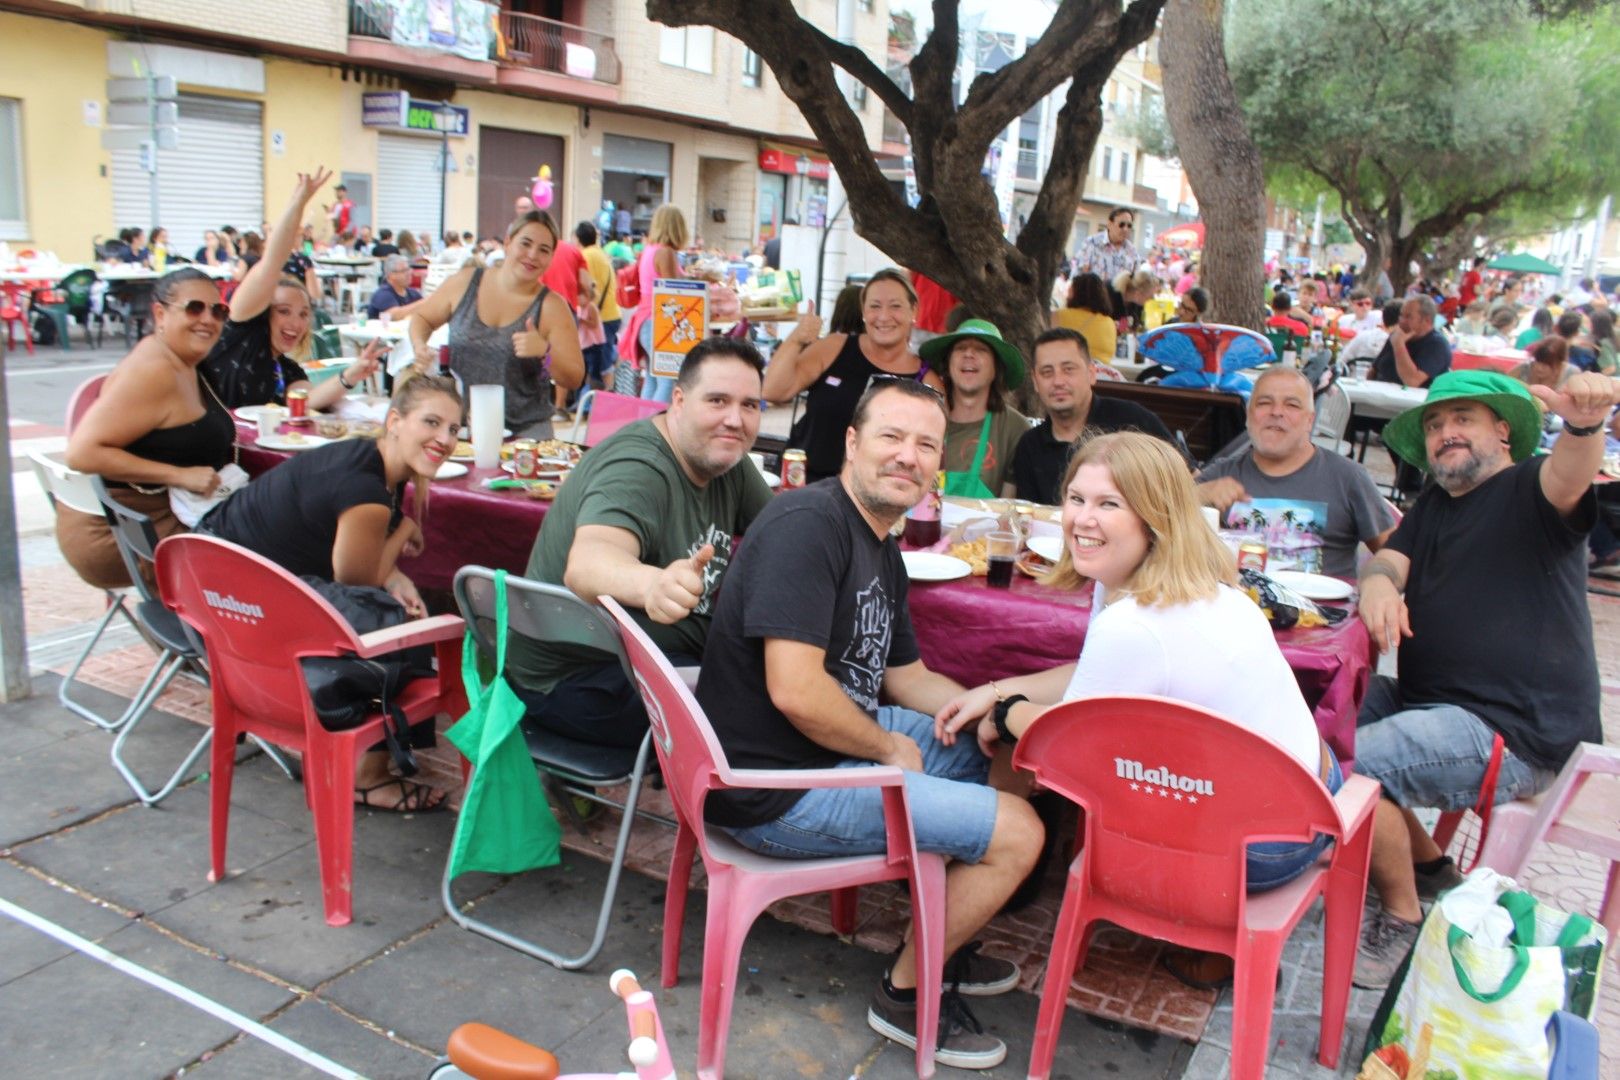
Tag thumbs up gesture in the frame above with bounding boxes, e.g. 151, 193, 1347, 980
645, 544, 715, 625
513, 314, 547, 359
789, 301, 822, 348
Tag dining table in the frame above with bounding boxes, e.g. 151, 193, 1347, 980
1451, 347, 1525, 374
1338, 376, 1427, 420
905, 569, 1373, 770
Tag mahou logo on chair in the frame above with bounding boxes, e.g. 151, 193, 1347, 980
202, 589, 264, 622
1114, 757, 1214, 801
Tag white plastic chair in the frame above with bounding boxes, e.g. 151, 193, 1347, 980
1311, 381, 1352, 455
338, 262, 381, 317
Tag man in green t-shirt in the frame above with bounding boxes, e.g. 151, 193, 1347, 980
507, 337, 774, 748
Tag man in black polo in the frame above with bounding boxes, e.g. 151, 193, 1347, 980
1010, 328, 1173, 504
1372, 295, 1452, 388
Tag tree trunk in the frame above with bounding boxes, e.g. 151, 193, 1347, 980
1159, 0, 1266, 331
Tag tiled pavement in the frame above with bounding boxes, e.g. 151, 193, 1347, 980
5, 449, 1619, 1077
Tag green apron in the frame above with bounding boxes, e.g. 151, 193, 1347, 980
942, 414, 996, 498
445, 570, 561, 879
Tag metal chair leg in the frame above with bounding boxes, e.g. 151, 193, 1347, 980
109, 651, 211, 806
57, 594, 142, 730
250, 737, 301, 783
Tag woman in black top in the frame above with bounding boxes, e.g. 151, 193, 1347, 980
200, 375, 463, 811
202, 167, 382, 409
63, 268, 236, 588
761, 268, 945, 482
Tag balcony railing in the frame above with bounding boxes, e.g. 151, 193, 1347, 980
498, 10, 621, 85
349, 0, 392, 40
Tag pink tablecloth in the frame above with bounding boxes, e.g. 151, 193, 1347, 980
237, 426, 548, 592
1452, 349, 1523, 373
906, 573, 1373, 769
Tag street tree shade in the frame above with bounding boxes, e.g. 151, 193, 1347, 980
645, 0, 1165, 362
1229, 0, 1620, 296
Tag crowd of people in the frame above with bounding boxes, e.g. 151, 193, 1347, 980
51, 177, 1619, 1067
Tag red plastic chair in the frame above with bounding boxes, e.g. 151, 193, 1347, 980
569, 391, 667, 447
1, 282, 33, 355
155, 534, 468, 926
599, 596, 948, 1080
1011, 695, 1379, 1080
66, 373, 108, 435
1472, 742, 1620, 938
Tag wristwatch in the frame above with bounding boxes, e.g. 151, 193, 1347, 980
1563, 420, 1605, 437
993, 694, 1028, 746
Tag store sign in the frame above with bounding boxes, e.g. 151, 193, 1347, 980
362, 91, 470, 137
758, 148, 830, 180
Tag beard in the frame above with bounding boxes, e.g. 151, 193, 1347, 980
850, 465, 926, 523
1429, 442, 1496, 494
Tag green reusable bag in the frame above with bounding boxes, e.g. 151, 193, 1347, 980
445, 570, 561, 878
941, 414, 996, 499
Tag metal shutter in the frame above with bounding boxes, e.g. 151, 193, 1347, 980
375, 134, 445, 243
111, 95, 263, 258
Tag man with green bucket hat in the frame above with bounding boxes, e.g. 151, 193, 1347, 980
920, 319, 1029, 497
1351, 368, 1616, 989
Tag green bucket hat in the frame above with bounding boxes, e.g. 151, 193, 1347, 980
919, 318, 1026, 390
1382, 370, 1544, 472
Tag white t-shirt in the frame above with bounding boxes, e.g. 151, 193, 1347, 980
1062, 586, 1320, 771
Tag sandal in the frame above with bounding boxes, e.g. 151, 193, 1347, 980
354, 777, 448, 814
1161, 950, 1282, 992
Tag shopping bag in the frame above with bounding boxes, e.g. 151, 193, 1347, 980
444, 570, 561, 878
1360, 869, 1607, 1080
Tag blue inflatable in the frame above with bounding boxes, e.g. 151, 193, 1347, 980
1139, 323, 1275, 396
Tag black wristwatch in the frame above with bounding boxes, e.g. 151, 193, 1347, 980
993, 695, 1028, 746
1563, 420, 1605, 437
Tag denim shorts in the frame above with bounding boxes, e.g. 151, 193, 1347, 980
1353, 675, 1554, 811
1245, 747, 1342, 893
723, 706, 998, 864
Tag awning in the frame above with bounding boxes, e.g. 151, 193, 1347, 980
1486, 252, 1562, 275
758, 143, 830, 180
1158, 222, 1205, 249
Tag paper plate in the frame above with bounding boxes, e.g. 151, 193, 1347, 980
256, 433, 329, 452
1270, 570, 1354, 602
902, 552, 972, 582
234, 405, 287, 422
763, 472, 781, 488
433, 462, 469, 480
1025, 535, 1064, 564
501, 460, 572, 480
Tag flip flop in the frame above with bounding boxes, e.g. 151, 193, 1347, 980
354, 777, 447, 814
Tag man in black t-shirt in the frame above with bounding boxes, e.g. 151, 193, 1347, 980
1371, 294, 1452, 388
1011, 328, 1174, 504
697, 379, 1043, 1071
1351, 370, 1615, 989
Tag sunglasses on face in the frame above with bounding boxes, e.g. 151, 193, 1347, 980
865, 373, 945, 400
164, 300, 230, 320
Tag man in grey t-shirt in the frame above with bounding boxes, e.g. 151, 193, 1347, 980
1197, 368, 1395, 576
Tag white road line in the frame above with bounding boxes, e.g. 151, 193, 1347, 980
0, 896, 367, 1079
6, 362, 119, 377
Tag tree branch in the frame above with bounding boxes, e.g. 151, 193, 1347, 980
803, 24, 914, 128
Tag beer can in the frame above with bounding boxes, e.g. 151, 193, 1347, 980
510, 439, 539, 479
1237, 541, 1268, 573
286, 388, 309, 419
781, 449, 807, 490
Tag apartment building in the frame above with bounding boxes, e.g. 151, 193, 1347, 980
0, 0, 887, 259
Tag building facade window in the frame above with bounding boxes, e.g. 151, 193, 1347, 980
741, 47, 762, 87
1121, 152, 1132, 186
1101, 146, 1113, 180
859, 0, 875, 10
0, 99, 26, 241
659, 26, 714, 74
852, 83, 868, 110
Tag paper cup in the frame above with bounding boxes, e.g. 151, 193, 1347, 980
748, 451, 766, 474
1201, 506, 1220, 532
256, 412, 278, 440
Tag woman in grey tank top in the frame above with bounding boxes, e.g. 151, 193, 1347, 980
405, 211, 584, 438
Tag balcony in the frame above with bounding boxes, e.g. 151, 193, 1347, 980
494, 10, 622, 103
347, 0, 500, 84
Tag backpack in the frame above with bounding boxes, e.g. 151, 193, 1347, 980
615, 261, 641, 310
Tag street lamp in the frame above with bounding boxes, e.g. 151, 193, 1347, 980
435, 101, 459, 244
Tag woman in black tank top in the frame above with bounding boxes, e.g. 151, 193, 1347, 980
61, 268, 237, 589
760, 269, 944, 482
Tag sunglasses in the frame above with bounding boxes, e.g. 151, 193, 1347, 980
164, 300, 230, 320
865, 373, 945, 399
1353, 300, 1373, 307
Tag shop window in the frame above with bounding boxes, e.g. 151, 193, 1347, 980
742, 47, 762, 88
0, 100, 26, 241
659, 26, 714, 74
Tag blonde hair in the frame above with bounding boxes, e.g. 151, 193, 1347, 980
1113, 268, 1160, 299
1040, 432, 1235, 605
649, 204, 689, 250
273, 278, 315, 361
506, 209, 559, 245
387, 374, 463, 523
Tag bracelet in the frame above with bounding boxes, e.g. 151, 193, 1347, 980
338, 371, 356, 390
1563, 420, 1605, 437
993, 694, 1028, 746
989, 680, 1007, 702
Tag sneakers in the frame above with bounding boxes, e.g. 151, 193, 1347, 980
1354, 907, 1421, 989
1414, 856, 1466, 902
945, 940, 1021, 996
867, 983, 1007, 1070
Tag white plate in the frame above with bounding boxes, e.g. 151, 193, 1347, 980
256, 433, 330, 452
459, 426, 513, 439
1270, 570, 1354, 602
763, 471, 781, 488
234, 405, 287, 422
1025, 535, 1063, 564
433, 462, 469, 480
501, 461, 571, 480
902, 552, 972, 582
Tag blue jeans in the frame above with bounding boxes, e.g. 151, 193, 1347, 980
1245, 747, 1343, 892
1353, 675, 1554, 810
507, 651, 698, 750
723, 707, 998, 864
638, 319, 675, 403
582, 318, 620, 389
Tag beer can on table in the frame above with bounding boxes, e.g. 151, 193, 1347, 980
510, 439, 539, 479
286, 388, 309, 419
1237, 541, 1268, 573
781, 449, 807, 490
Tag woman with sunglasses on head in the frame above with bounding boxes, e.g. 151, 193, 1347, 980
201, 168, 383, 410
763, 267, 946, 483
61, 268, 237, 589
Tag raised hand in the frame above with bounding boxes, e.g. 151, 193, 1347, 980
1530, 374, 1618, 429
291, 167, 335, 207
789, 301, 822, 348
513, 315, 547, 359
644, 544, 714, 625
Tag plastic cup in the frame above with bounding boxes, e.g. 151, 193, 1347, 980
986, 530, 1018, 589
1353, 360, 1372, 381
256, 412, 278, 440
1200, 506, 1220, 532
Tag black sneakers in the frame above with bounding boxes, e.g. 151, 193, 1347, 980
1353, 907, 1421, 989
1413, 855, 1466, 902
945, 939, 1021, 996
867, 983, 1007, 1070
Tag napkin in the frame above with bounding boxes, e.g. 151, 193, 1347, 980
168, 463, 250, 528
